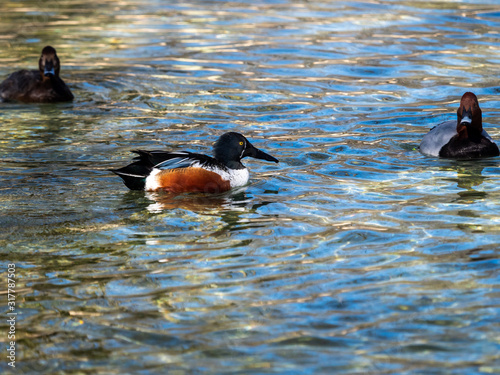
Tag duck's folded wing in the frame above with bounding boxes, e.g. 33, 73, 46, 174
482, 129, 493, 141
419, 120, 457, 156
135, 151, 216, 170
0, 70, 38, 101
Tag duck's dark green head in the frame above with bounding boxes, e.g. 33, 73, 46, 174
213, 132, 279, 169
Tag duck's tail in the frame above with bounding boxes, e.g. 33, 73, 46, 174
110, 150, 154, 190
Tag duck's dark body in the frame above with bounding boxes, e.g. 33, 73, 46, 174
0, 69, 73, 103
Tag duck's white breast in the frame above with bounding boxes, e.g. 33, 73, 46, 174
227, 168, 250, 188
202, 165, 249, 188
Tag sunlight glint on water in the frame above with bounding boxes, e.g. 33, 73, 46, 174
0, 0, 499, 373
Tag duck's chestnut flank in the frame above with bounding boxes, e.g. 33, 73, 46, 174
419, 92, 499, 158
0, 45, 74, 103
151, 167, 231, 194
111, 132, 279, 193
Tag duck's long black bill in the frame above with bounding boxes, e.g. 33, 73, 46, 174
245, 144, 279, 163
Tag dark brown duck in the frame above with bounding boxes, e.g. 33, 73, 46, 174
0, 46, 74, 103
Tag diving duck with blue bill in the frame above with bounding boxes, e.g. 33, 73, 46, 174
420, 92, 499, 158
0, 46, 74, 103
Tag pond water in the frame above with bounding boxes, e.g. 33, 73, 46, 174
1, 0, 499, 373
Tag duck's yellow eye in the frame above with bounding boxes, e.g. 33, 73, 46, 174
239, 141, 244, 145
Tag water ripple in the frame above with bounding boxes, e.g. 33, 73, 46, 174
1, 0, 500, 374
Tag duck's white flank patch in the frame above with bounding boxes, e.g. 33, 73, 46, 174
144, 168, 162, 191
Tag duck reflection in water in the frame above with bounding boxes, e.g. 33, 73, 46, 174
118, 188, 275, 234
436, 161, 492, 206
452, 164, 488, 204
143, 188, 274, 216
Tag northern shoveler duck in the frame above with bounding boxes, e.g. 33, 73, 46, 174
111, 132, 279, 193
0, 46, 74, 103
420, 92, 499, 158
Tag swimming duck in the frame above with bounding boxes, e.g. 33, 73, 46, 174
111, 132, 279, 193
420, 92, 499, 158
0, 46, 74, 103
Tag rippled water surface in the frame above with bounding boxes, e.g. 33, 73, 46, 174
1, 0, 499, 373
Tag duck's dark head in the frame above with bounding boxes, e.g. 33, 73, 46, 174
457, 92, 483, 141
38, 46, 60, 78
213, 132, 279, 169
